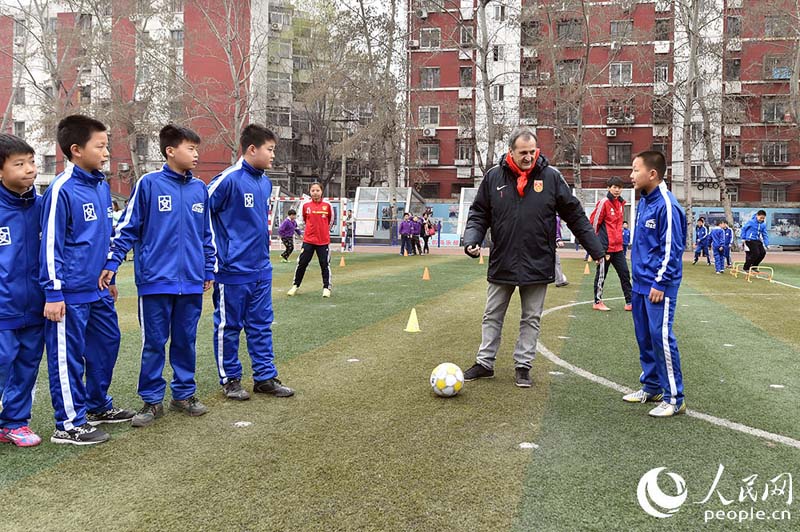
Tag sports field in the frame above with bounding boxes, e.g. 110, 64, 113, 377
1, 251, 799, 531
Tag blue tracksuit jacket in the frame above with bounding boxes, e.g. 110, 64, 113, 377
207, 158, 272, 284
40, 164, 114, 303
104, 164, 215, 294
631, 182, 686, 298
740, 214, 769, 246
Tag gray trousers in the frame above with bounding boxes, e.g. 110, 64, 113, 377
554, 252, 568, 285
476, 282, 548, 370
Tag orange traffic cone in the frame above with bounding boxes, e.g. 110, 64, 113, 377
404, 308, 421, 333
478, 253, 485, 265
422, 267, 430, 281
404, 249, 409, 257
583, 262, 591, 275
339, 255, 346, 267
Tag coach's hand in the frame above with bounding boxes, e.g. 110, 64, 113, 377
109, 285, 119, 302
556, 240, 565, 248
648, 287, 664, 304
44, 301, 66, 322
464, 245, 481, 258
204, 280, 214, 292
98, 269, 115, 289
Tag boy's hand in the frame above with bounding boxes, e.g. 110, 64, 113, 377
109, 285, 119, 302
44, 301, 66, 322
98, 269, 115, 289
204, 280, 214, 291
648, 287, 664, 304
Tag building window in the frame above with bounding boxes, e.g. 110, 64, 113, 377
725, 16, 741, 37
460, 26, 473, 47
654, 62, 669, 83
764, 55, 791, 80
418, 143, 439, 163
43, 155, 56, 174
691, 164, 703, 180
520, 98, 537, 123
556, 141, 577, 164
653, 97, 672, 124
557, 19, 582, 42
610, 20, 633, 40
762, 142, 789, 165
80, 85, 91, 104
14, 18, 26, 39
762, 185, 787, 202
420, 28, 441, 49
607, 99, 634, 124
170, 30, 184, 48
723, 96, 747, 123
724, 142, 740, 165
491, 84, 504, 101
654, 19, 670, 41
765, 16, 790, 37
420, 67, 440, 89
652, 143, 668, 157
135, 135, 149, 160
557, 103, 579, 126
692, 79, 704, 98
492, 45, 504, 61
268, 10, 292, 26
521, 20, 540, 46
608, 143, 632, 166
762, 97, 789, 123
457, 141, 473, 161
521, 58, 539, 86
418, 106, 439, 126
169, 0, 184, 12
493, 4, 506, 21
13, 121, 25, 140
690, 122, 704, 144
265, 107, 291, 127
419, 183, 440, 197
460, 66, 473, 87
725, 58, 741, 80
13, 87, 25, 105
609, 62, 633, 85
77, 14, 92, 33
458, 104, 473, 128
557, 59, 581, 84
726, 186, 739, 203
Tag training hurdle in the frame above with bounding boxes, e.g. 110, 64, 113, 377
730, 261, 746, 278
745, 266, 774, 283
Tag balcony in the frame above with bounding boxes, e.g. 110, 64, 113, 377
606, 115, 635, 125
458, 87, 473, 99
654, 41, 670, 54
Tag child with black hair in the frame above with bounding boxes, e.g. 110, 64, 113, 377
100, 124, 214, 427
278, 208, 302, 262
0, 134, 45, 447
41, 114, 134, 445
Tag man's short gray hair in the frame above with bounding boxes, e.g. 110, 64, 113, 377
508, 127, 538, 150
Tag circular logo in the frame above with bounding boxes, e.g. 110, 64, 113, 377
637, 467, 688, 518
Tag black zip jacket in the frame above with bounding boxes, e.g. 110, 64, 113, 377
463, 153, 605, 285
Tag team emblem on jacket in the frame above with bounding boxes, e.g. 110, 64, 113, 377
244, 193, 254, 208
533, 180, 543, 193
0, 226, 10, 246
192, 203, 204, 214
645, 218, 657, 229
158, 195, 172, 212
107, 206, 113, 218
83, 202, 97, 221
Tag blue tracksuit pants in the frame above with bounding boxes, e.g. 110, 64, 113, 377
0, 325, 44, 429
212, 279, 277, 385
138, 294, 203, 404
713, 247, 727, 273
45, 296, 121, 431
631, 292, 684, 406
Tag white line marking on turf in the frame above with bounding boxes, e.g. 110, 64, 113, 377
539, 297, 800, 451
519, 442, 539, 450
771, 279, 800, 290
347, 358, 360, 363
233, 421, 253, 428
723, 344, 735, 347
770, 385, 785, 389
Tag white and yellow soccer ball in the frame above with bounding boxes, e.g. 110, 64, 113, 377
430, 362, 464, 397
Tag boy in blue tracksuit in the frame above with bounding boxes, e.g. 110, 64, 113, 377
709, 220, 731, 274
100, 125, 214, 427
208, 124, 294, 400
622, 221, 631, 257
40, 115, 134, 445
623, 151, 687, 417
692, 217, 710, 265
0, 134, 45, 447
741, 210, 769, 272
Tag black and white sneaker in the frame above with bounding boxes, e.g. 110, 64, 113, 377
86, 407, 135, 426
51, 423, 110, 446
223, 379, 251, 401
463, 363, 494, 381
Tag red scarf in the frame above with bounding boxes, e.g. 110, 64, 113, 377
506, 150, 540, 197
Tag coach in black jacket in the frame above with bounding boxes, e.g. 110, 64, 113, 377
462, 127, 605, 387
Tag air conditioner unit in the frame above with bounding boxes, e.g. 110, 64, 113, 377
606, 128, 617, 137
271, 23, 282, 31
118, 162, 130, 172
744, 153, 760, 164
580, 155, 592, 165
610, 41, 621, 51
409, 39, 420, 49
539, 71, 551, 81
422, 127, 437, 137
416, 9, 428, 19
269, 56, 280, 64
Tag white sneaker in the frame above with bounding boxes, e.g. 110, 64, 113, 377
648, 401, 686, 417
622, 389, 663, 403
287, 285, 298, 296
322, 288, 331, 298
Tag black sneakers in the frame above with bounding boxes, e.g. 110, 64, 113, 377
253, 378, 295, 397
51, 423, 110, 446
223, 379, 251, 401
169, 396, 209, 416
515, 368, 533, 388
86, 407, 135, 426
131, 402, 164, 428
463, 363, 494, 381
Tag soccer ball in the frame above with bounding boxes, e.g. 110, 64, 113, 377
430, 362, 464, 397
